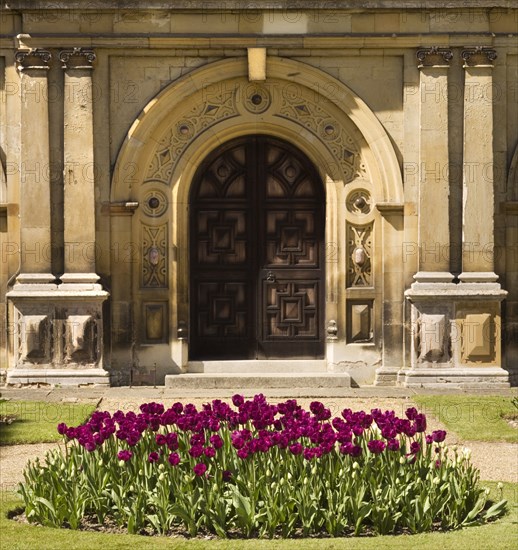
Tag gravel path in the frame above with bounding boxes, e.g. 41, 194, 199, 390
1, 397, 516, 487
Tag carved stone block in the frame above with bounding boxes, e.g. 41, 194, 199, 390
462, 313, 492, 361
65, 315, 94, 362
144, 303, 167, 343
418, 313, 446, 362
348, 302, 373, 343
20, 315, 50, 362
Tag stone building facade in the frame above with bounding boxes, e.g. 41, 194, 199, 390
0, 1, 516, 387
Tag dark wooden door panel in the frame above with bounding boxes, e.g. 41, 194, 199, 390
190, 136, 324, 360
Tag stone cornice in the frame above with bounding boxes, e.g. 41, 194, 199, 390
3, 1, 517, 10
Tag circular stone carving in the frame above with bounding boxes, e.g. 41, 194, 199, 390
319, 120, 339, 141
346, 189, 371, 215
243, 84, 271, 114
176, 120, 194, 139
142, 190, 168, 217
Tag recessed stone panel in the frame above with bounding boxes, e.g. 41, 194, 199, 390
348, 302, 373, 343
462, 313, 492, 361
144, 303, 168, 343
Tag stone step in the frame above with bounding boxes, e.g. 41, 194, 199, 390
187, 360, 327, 374
164, 372, 351, 390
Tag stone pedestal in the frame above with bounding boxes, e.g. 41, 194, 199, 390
404, 273, 508, 388
6, 282, 109, 386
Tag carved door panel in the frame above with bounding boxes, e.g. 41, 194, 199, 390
190, 136, 324, 359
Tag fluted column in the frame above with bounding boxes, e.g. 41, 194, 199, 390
15, 49, 54, 284
59, 48, 99, 285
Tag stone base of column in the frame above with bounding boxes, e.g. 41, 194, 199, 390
403, 272, 509, 388
374, 366, 401, 386
6, 274, 110, 386
401, 366, 510, 389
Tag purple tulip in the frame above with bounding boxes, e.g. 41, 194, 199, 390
432, 430, 447, 443
168, 452, 180, 466
148, 452, 160, 463
193, 463, 207, 476
118, 450, 132, 462
367, 439, 386, 454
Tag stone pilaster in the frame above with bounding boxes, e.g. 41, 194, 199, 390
461, 47, 498, 277
60, 48, 99, 283
415, 47, 453, 276
14, 48, 54, 284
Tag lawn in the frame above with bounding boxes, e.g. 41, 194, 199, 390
413, 395, 518, 442
1, 481, 516, 549
0, 400, 97, 445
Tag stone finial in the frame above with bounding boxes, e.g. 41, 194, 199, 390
461, 47, 497, 67
59, 48, 96, 69
15, 49, 52, 72
416, 47, 453, 68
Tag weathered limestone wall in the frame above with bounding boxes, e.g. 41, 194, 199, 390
0, 2, 516, 385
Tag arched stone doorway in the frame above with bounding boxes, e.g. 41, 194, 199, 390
109, 56, 404, 384
189, 135, 325, 360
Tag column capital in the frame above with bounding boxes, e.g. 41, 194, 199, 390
461, 47, 497, 68
416, 47, 453, 69
15, 49, 51, 72
59, 48, 96, 70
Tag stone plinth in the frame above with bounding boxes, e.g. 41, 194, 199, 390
6, 280, 109, 386
403, 273, 509, 388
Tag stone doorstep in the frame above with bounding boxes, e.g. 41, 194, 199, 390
165, 372, 351, 390
187, 360, 327, 374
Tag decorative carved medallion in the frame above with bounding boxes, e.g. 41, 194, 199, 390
142, 190, 168, 217
142, 223, 168, 287
243, 84, 271, 114
346, 189, 371, 215
347, 223, 373, 287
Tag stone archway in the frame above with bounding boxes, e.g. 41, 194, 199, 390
109, 57, 403, 382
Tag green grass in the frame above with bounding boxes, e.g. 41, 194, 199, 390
1, 482, 516, 549
0, 401, 97, 446
413, 395, 518, 442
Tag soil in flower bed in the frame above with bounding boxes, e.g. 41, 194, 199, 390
10, 509, 453, 540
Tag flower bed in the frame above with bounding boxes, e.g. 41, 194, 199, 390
19, 395, 507, 538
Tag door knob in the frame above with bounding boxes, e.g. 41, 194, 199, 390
266, 271, 276, 282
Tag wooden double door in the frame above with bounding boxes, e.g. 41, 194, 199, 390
189, 136, 325, 359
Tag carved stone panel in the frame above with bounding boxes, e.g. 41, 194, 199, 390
142, 223, 168, 287
417, 313, 447, 363
461, 313, 494, 363
144, 302, 168, 343
65, 315, 96, 363
346, 223, 373, 287
19, 314, 51, 363
347, 302, 373, 343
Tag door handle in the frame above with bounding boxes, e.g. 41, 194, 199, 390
266, 271, 276, 282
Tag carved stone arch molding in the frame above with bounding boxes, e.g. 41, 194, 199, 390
110, 57, 403, 379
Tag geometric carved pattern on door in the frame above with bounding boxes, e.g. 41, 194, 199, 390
190, 135, 324, 359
